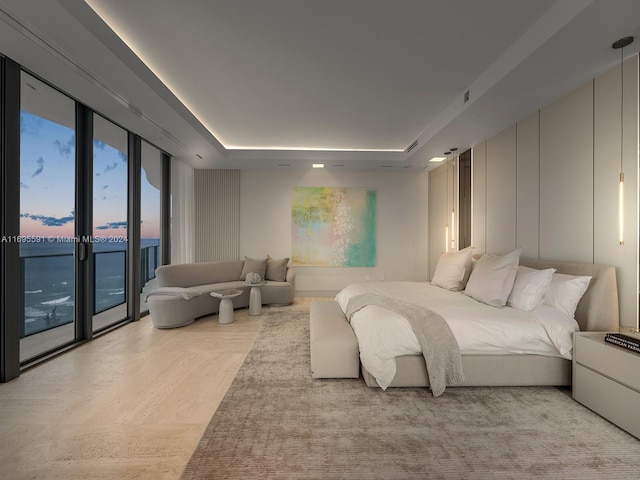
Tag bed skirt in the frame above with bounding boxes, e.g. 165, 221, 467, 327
361, 353, 572, 388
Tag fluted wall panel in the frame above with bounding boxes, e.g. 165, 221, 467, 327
194, 169, 240, 262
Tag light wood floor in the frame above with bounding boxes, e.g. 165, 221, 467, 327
0, 298, 315, 479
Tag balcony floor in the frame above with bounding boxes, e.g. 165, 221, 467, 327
20, 279, 157, 362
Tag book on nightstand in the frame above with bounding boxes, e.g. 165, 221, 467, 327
604, 333, 640, 354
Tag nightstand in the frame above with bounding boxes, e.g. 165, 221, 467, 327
572, 332, 640, 439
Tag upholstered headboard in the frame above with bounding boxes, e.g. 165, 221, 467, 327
519, 258, 619, 332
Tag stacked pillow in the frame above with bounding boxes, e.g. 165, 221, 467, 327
430, 246, 474, 291
507, 266, 555, 311
239, 255, 290, 282
431, 247, 591, 318
463, 248, 521, 307
542, 272, 591, 318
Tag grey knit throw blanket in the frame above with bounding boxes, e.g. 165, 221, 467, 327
346, 294, 465, 397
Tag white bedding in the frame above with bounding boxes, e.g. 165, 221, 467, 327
335, 281, 580, 389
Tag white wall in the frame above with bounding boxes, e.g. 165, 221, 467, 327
240, 169, 429, 295
469, 56, 639, 328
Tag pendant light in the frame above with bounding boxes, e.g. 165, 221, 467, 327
612, 36, 633, 246
443, 151, 451, 252
450, 147, 458, 251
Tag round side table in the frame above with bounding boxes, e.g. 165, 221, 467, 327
210, 289, 243, 324
246, 281, 266, 316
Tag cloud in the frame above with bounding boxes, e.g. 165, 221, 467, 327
53, 135, 74, 157
20, 212, 75, 227
32, 157, 45, 177
96, 221, 127, 230
104, 161, 118, 173
101, 185, 109, 190
94, 140, 106, 151
118, 152, 128, 163
20, 112, 43, 135
20, 182, 29, 189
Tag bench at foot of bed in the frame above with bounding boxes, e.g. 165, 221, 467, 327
310, 300, 360, 378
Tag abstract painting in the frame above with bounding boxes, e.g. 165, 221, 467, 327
292, 187, 376, 266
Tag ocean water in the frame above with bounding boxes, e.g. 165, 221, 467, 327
20, 239, 159, 337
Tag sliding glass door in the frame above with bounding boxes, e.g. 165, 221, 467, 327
92, 114, 129, 331
19, 73, 77, 362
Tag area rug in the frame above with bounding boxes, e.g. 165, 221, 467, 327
180, 304, 640, 480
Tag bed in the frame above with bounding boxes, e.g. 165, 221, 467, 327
333, 256, 619, 391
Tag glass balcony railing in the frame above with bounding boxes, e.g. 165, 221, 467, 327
20, 252, 75, 338
140, 244, 159, 290
19, 244, 159, 338
93, 249, 127, 315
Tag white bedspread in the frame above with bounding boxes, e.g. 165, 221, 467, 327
335, 281, 580, 389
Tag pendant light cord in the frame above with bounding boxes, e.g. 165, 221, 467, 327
620, 44, 624, 177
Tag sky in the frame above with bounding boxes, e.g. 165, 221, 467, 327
20, 111, 160, 240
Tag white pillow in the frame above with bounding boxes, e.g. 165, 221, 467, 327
543, 273, 591, 318
431, 247, 474, 291
463, 248, 522, 307
507, 266, 556, 311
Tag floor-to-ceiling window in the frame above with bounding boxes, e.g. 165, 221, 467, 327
19, 72, 77, 362
1, 61, 171, 380
92, 114, 129, 331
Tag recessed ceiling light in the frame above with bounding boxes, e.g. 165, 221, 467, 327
312, 163, 325, 169
430, 156, 446, 162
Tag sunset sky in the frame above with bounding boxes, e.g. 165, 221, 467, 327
20, 111, 160, 240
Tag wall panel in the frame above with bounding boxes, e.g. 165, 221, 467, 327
539, 81, 594, 262
471, 141, 486, 254
194, 169, 240, 262
516, 111, 540, 259
486, 125, 517, 254
429, 164, 448, 279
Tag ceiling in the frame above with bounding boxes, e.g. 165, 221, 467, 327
0, 0, 639, 170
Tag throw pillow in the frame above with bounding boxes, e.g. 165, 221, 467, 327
543, 273, 591, 318
265, 256, 289, 282
239, 256, 268, 281
463, 248, 522, 307
507, 266, 556, 311
431, 246, 474, 291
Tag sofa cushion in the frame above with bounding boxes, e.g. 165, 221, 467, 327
239, 256, 268, 281
156, 260, 243, 287
191, 281, 247, 295
265, 256, 289, 282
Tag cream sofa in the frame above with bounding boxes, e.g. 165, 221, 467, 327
147, 257, 295, 328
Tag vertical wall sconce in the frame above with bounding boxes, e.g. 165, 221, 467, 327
612, 36, 633, 246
